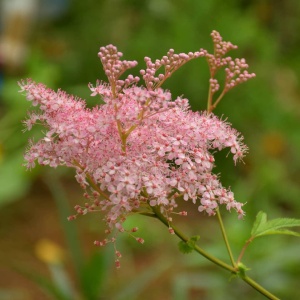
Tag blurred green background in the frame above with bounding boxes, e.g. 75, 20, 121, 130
0, 0, 299, 299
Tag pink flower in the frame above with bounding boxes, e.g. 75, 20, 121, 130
20, 31, 254, 254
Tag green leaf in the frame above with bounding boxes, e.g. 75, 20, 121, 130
257, 229, 300, 237
178, 236, 200, 254
250, 211, 267, 236
251, 211, 300, 239
80, 249, 113, 299
178, 240, 194, 254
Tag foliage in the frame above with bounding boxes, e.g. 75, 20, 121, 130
251, 211, 300, 238
178, 236, 200, 254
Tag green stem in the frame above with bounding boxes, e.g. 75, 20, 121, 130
151, 206, 235, 272
242, 276, 280, 300
116, 119, 127, 154
207, 83, 213, 113
236, 237, 253, 266
150, 205, 280, 300
211, 88, 226, 109
216, 208, 236, 268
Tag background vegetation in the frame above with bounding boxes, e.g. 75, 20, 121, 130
0, 0, 299, 299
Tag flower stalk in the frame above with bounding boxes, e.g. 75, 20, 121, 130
216, 208, 236, 268
150, 205, 280, 300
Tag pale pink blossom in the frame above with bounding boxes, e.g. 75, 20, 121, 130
20, 31, 255, 264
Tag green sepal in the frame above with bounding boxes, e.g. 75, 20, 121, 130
236, 262, 250, 278
178, 235, 200, 254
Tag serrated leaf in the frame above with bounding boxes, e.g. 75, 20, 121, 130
189, 235, 200, 243
251, 211, 267, 236
254, 218, 300, 238
178, 240, 194, 254
251, 212, 300, 239
255, 229, 300, 238
178, 236, 200, 254
261, 218, 300, 232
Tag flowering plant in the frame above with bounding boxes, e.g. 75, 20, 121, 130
20, 31, 299, 299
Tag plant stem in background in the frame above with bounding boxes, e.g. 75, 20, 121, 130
44, 173, 84, 280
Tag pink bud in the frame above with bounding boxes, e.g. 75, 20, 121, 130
169, 228, 175, 235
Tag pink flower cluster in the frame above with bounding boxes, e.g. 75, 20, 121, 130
205, 30, 255, 95
20, 31, 254, 256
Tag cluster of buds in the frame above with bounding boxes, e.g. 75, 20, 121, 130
98, 44, 140, 96
140, 48, 206, 90
205, 30, 255, 104
224, 58, 255, 92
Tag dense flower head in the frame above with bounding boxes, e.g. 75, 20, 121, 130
20, 31, 254, 263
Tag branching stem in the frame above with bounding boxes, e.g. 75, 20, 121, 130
150, 205, 280, 300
